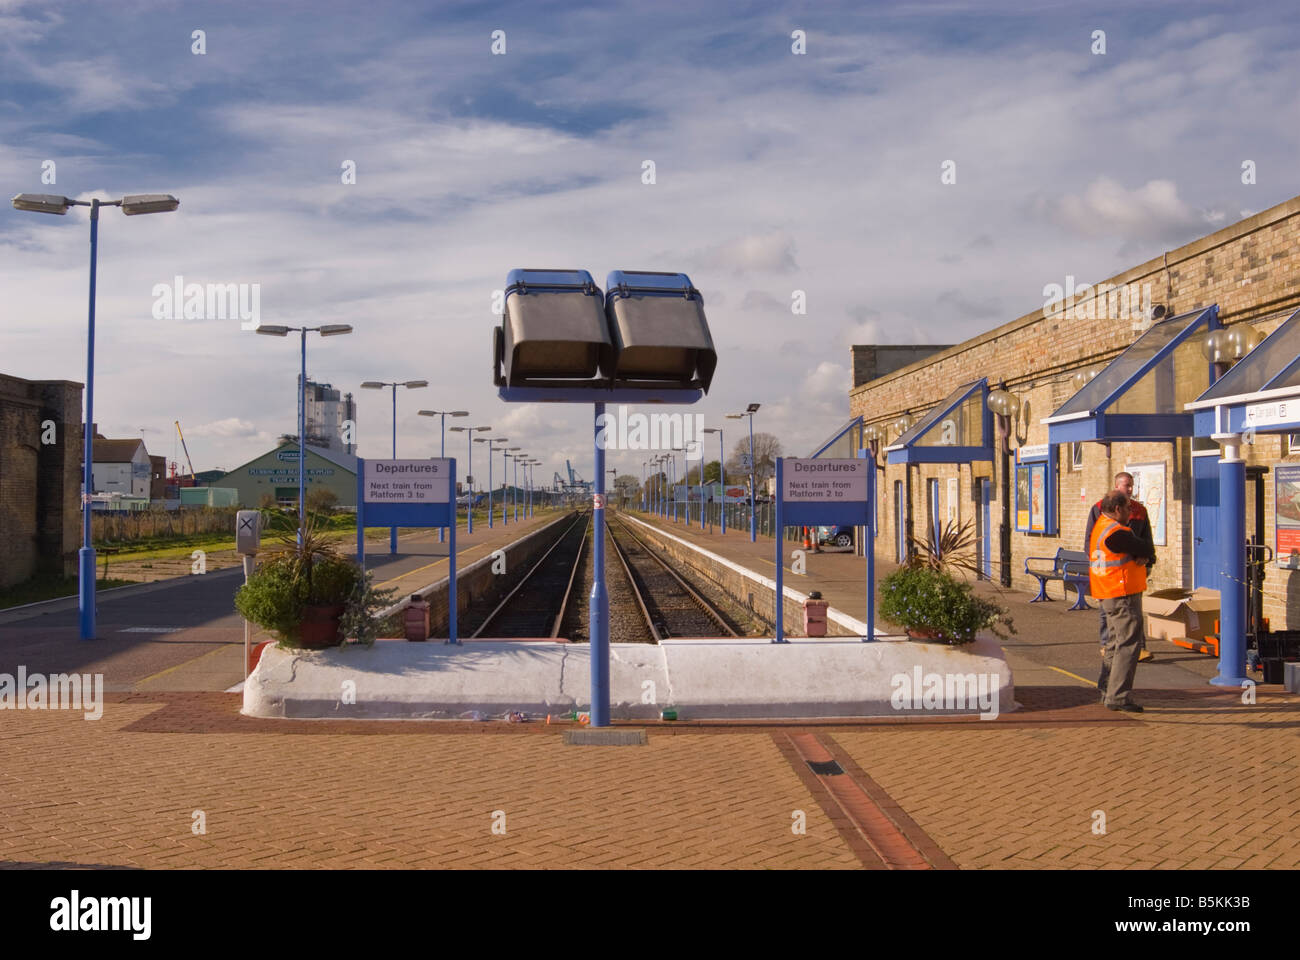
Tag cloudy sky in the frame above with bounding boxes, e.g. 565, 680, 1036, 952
3, 0, 1297, 483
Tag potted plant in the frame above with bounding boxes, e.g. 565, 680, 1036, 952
878, 521, 1015, 644
878, 565, 1015, 644
234, 515, 363, 650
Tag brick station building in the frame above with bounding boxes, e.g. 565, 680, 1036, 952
848, 193, 1300, 630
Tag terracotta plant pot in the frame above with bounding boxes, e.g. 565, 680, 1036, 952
299, 603, 346, 649
906, 627, 947, 642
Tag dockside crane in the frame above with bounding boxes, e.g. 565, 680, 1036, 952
174, 420, 197, 483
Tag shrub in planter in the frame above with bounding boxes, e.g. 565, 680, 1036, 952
337, 570, 398, 647
878, 565, 1015, 644
233, 516, 363, 650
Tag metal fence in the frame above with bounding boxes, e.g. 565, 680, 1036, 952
641, 501, 802, 541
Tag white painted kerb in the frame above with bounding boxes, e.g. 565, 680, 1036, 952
244, 635, 1015, 720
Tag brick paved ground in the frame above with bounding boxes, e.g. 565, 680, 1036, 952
2, 506, 1295, 870
1, 685, 1295, 869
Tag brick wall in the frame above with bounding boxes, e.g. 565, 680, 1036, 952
850, 196, 1300, 629
851, 344, 954, 388
0, 375, 82, 587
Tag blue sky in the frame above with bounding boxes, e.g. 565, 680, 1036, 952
3, 0, 1299, 479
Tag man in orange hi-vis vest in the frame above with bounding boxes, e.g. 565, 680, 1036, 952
1091, 491, 1156, 712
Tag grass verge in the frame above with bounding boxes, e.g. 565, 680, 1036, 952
0, 574, 135, 610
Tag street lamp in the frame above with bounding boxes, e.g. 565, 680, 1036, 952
419, 409, 468, 543
1202, 325, 1261, 380
362, 379, 428, 554
986, 387, 1020, 588
506, 448, 523, 522
13, 191, 180, 641
475, 436, 508, 527
657, 454, 669, 518
671, 448, 688, 524
703, 427, 724, 533
527, 460, 542, 516
727, 402, 761, 542
254, 324, 354, 551
450, 425, 491, 533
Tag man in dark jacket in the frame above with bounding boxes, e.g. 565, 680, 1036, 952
1085, 472, 1156, 662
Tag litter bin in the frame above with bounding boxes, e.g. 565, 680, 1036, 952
803, 590, 828, 637
405, 594, 431, 641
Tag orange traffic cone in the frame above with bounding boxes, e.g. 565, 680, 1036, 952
802, 526, 812, 550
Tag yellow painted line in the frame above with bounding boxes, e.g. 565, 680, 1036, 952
133, 641, 237, 687
377, 555, 450, 587
1049, 665, 1095, 686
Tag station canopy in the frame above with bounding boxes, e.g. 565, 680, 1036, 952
1044, 305, 1218, 444
885, 378, 992, 464
1188, 307, 1300, 436
807, 416, 863, 458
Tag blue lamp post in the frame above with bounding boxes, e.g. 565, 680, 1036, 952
254, 323, 354, 552
727, 403, 761, 542
501, 451, 514, 524
476, 436, 507, 527
450, 425, 490, 533
527, 460, 540, 516
703, 427, 724, 533
674, 448, 691, 526
362, 379, 428, 554
12, 192, 180, 641
506, 448, 522, 522
419, 409, 468, 542
657, 454, 668, 517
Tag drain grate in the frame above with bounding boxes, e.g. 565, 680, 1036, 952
807, 759, 844, 776
563, 729, 647, 746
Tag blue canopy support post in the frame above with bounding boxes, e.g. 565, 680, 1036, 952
1212, 436, 1247, 685
590, 402, 610, 725
865, 451, 875, 642
356, 460, 365, 575
774, 457, 785, 643
448, 457, 459, 645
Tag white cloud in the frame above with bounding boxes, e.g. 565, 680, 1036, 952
187, 418, 273, 444
3, 5, 1297, 478
695, 231, 799, 275
1045, 177, 1225, 242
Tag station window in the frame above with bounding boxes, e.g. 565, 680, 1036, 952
1014, 446, 1058, 534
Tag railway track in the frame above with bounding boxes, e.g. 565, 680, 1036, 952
469, 512, 589, 638
606, 517, 739, 640
468, 510, 739, 642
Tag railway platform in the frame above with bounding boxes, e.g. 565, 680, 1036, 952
620, 508, 1255, 697
0, 508, 570, 697
241, 508, 1016, 721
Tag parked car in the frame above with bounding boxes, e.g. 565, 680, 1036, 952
817, 525, 854, 548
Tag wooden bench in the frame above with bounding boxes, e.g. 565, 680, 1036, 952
1024, 548, 1092, 610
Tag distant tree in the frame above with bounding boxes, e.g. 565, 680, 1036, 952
612, 473, 640, 506
306, 487, 339, 514
727, 432, 782, 483
682, 460, 721, 485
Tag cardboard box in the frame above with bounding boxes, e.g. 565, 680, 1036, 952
1144, 588, 1221, 641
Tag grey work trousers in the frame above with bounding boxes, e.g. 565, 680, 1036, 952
1100, 592, 1147, 652
1098, 593, 1144, 706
